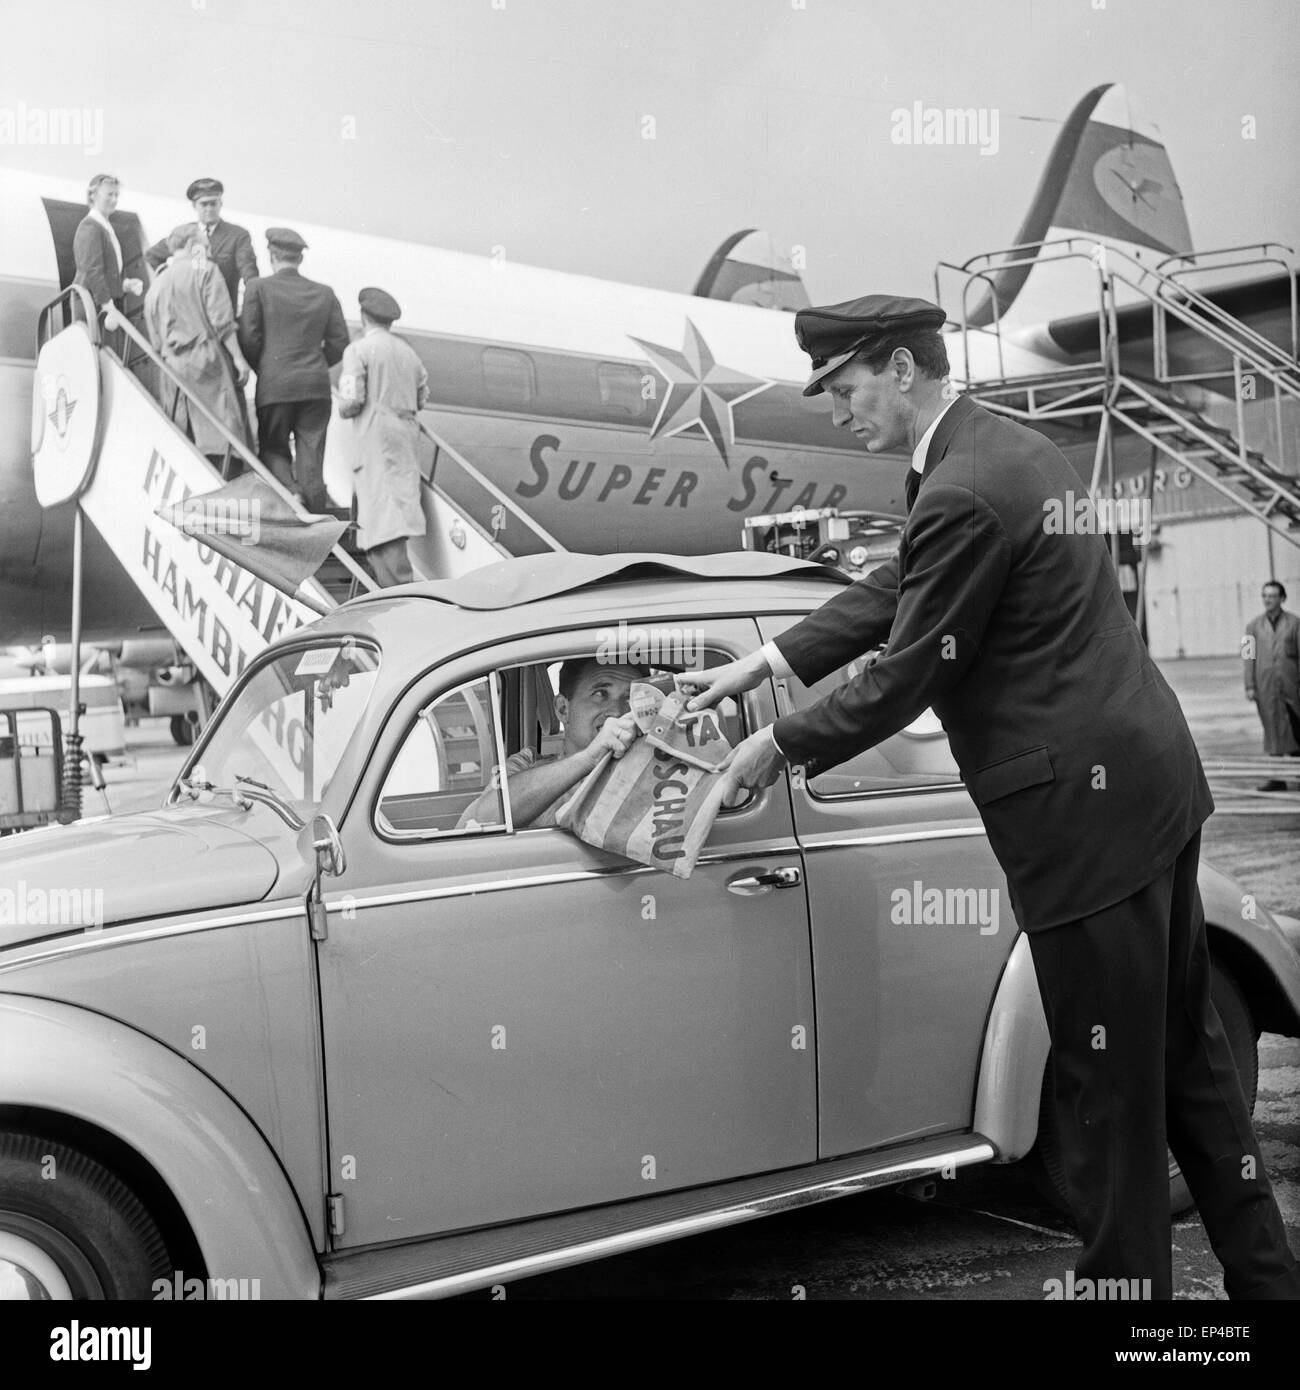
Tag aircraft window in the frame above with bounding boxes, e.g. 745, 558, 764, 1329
786, 652, 961, 797
596, 362, 648, 418
481, 347, 536, 405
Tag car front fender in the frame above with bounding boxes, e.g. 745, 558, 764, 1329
0, 993, 321, 1299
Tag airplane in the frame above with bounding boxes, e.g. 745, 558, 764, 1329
2, 81, 1294, 653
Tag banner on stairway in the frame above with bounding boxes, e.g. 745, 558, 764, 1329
75, 354, 326, 699
31, 322, 102, 507
157, 473, 347, 603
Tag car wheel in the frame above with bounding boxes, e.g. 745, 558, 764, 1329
1033, 960, 1258, 1219
0, 1133, 172, 1299
170, 714, 196, 746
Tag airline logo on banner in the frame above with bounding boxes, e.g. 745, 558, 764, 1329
76, 354, 322, 698
31, 322, 102, 507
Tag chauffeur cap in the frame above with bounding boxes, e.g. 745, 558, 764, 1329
358, 287, 402, 324
795, 293, 947, 397
266, 226, 309, 252
186, 177, 224, 201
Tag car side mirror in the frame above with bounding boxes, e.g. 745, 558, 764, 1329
312, 813, 345, 878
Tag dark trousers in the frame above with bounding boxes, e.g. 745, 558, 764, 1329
1029, 829, 1299, 1299
257, 399, 331, 512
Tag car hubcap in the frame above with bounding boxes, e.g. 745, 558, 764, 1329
0, 1230, 74, 1299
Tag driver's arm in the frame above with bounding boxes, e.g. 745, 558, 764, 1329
457, 714, 639, 829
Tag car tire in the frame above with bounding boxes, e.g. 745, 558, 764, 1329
170, 714, 196, 746
0, 1132, 173, 1299
1032, 960, 1258, 1219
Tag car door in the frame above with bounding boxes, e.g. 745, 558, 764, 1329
758, 615, 1016, 1161
315, 618, 816, 1248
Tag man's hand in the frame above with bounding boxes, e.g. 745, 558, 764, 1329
584, 711, 640, 767
717, 727, 787, 796
231, 356, 250, 387
680, 650, 771, 712
123, 277, 144, 297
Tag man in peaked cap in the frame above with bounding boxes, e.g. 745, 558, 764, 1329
335, 287, 430, 585
686, 294, 1299, 1301
145, 177, 259, 312
237, 228, 349, 513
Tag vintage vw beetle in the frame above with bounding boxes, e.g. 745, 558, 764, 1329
2, 553, 1298, 1299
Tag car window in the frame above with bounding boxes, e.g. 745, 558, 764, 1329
374, 647, 751, 841
376, 675, 508, 838
786, 650, 960, 797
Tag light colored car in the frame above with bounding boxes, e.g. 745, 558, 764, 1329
2, 553, 1298, 1300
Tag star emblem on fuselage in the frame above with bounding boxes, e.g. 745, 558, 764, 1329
629, 319, 774, 466
48, 386, 77, 440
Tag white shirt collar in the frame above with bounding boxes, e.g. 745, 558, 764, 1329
87, 207, 124, 269
911, 393, 959, 474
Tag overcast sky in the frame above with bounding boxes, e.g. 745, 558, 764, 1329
2, 0, 1297, 302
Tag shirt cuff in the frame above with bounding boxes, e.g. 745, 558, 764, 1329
766, 724, 788, 759
761, 639, 794, 680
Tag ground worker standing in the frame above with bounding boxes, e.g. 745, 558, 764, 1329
336, 287, 429, 585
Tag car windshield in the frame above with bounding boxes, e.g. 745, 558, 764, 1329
180, 640, 380, 818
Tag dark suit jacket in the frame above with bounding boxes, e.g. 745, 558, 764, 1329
110, 212, 149, 323
237, 267, 349, 406
72, 215, 124, 309
146, 220, 258, 311
771, 394, 1213, 931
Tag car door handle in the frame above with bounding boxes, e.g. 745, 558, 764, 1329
726, 866, 803, 895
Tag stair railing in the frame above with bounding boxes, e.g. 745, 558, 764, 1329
37, 288, 377, 607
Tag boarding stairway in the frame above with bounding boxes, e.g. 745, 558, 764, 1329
34, 287, 563, 680
934, 239, 1300, 548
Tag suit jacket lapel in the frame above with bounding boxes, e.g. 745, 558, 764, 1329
922, 393, 980, 479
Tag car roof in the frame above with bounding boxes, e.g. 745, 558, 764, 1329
293, 553, 849, 688
344, 551, 850, 612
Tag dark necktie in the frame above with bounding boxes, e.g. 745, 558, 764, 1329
905, 466, 921, 514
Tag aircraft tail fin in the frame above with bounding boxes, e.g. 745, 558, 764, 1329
969, 82, 1193, 328
693, 229, 811, 312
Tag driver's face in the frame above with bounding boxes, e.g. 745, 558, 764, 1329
558, 664, 639, 755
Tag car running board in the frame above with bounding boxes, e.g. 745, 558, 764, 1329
322, 1132, 996, 1299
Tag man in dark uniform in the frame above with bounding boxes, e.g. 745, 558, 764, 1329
145, 178, 259, 313
237, 227, 349, 513
688, 294, 1299, 1301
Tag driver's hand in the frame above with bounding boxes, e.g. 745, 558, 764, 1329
587, 711, 639, 764
680, 650, 771, 712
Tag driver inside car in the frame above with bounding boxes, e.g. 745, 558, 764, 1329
458, 658, 650, 830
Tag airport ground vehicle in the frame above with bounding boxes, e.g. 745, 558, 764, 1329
1, 554, 1298, 1300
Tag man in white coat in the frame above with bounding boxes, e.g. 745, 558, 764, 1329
336, 287, 429, 585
